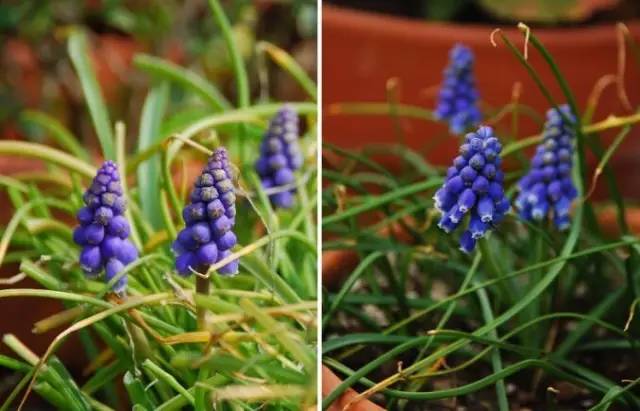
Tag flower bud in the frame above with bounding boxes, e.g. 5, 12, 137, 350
516, 105, 577, 230
434, 44, 482, 134
255, 105, 302, 209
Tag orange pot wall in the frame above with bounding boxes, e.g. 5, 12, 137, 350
322, 365, 386, 411
0, 158, 87, 371
322, 5, 640, 199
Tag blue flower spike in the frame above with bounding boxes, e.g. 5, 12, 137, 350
255, 105, 303, 209
516, 104, 577, 230
434, 44, 482, 135
73, 161, 137, 295
173, 147, 239, 277
434, 126, 510, 253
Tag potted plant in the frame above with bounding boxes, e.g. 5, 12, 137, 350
322, 23, 640, 410
322, 1, 640, 197
0, 1, 318, 409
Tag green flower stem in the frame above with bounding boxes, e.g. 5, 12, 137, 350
478, 238, 512, 302
476, 284, 509, 411
195, 275, 210, 331
523, 223, 545, 348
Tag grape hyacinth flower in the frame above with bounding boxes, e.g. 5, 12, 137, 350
173, 147, 239, 276
73, 161, 137, 294
255, 105, 303, 209
515, 105, 577, 230
434, 44, 482, 135
434, 126, 510, 253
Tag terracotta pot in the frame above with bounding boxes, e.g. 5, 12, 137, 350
322, 5, 640, 199
596, 205, 640, 237
0, 158, 88, 371
322, 365, 386, 411
88, 34, 143, 104
323, 213, 416, 289
2, 39, 43, 107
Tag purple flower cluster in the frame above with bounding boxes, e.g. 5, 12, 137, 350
173, 148, 239, 276
255, 105, 303, 209
434, 44, 482, 135
73, 161, 137, 294
516, 105, 577, 230
434, 126, 510, 253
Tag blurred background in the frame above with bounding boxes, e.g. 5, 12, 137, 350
323, 0, 640, 201
0, 0, 316, 150
325, 0, 640, 23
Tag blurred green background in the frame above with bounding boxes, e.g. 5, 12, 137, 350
0, 0, 316, 151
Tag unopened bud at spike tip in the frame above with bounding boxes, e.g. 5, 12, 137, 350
434, 44, 482, 134
516, 105, 577, 230
255, 105, 302, 209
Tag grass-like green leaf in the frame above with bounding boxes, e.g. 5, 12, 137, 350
67, 30, 115, 160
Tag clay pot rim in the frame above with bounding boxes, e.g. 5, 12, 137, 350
322, 364, 385, 411
324, 4, 640, 47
